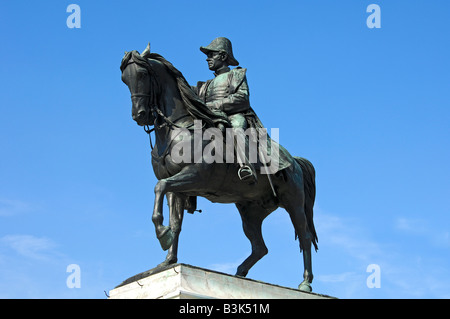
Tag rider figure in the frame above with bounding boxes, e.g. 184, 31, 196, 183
193, 37, 257, 184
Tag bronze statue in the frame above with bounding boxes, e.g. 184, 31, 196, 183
120, 39, 318, 292
193, 37, 256, 183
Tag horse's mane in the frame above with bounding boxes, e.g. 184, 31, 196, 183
121, 51, 229, 128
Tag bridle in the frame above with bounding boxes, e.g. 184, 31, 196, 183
127, 59, 197, 151
130, 92, 156, 142
131, 91, 193, 150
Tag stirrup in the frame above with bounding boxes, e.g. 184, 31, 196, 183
238, 165, 254, 181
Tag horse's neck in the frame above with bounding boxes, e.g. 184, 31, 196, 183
156, 66, 190, 123
153, 61, 192, 151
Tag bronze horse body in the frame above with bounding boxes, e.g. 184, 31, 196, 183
120, 45, 318, 292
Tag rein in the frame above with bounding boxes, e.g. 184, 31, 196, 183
127, 58, 204, 153
132, 93, 196, 150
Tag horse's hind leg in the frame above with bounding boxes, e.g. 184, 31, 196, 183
285, 202, 314, 292
235, 202, 271, 277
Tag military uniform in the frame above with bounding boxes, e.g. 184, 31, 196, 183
195, 66, 250, 129
193, 37, 258, 181
193, 37, 293, 182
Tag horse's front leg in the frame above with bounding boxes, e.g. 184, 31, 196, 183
152, 181, 175, 251
152, 166, 206, 250
157, 192, 185, 266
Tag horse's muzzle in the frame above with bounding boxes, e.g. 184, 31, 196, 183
132, 110, 147, 126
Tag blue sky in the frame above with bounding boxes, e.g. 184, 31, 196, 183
0, 0, 449, 298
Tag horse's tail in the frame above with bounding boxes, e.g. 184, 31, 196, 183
294, 156, 318, 251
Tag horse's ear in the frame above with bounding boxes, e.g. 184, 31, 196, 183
141, 42, 151, 58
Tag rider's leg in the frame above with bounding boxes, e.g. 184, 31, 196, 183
228, 114, 257, 183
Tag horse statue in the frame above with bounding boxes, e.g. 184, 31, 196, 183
119, 43, 318, 292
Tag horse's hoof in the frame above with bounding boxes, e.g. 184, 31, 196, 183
157, 226, 174, 251
156, 259, 176, 268
298, 281, 312, 293
235, 266, 248, 278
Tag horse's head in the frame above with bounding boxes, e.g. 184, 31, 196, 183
120, 43, 157, 126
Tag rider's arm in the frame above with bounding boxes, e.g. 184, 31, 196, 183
207, 68, 250, 113
219, 78, 250, 113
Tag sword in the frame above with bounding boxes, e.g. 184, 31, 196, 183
258, 146, 277, 198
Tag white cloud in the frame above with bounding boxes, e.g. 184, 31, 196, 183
315, 211, 383, 264
316, 271, 358, 283
312, 208, 450, 298
207, 255, 248, 275
0, 234, 58, 260
0, 198, 31, 217
395, 217, 427, 233
395, 216, 450, 248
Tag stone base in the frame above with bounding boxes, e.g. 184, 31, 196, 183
109, 263, 333, 299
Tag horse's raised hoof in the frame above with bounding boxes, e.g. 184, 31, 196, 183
298, 281, 312, 293
157, 226, 174, 251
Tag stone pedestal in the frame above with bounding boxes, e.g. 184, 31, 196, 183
109, 263, 333, 299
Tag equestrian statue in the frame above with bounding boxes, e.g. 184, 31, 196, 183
119, 37, 318, 292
